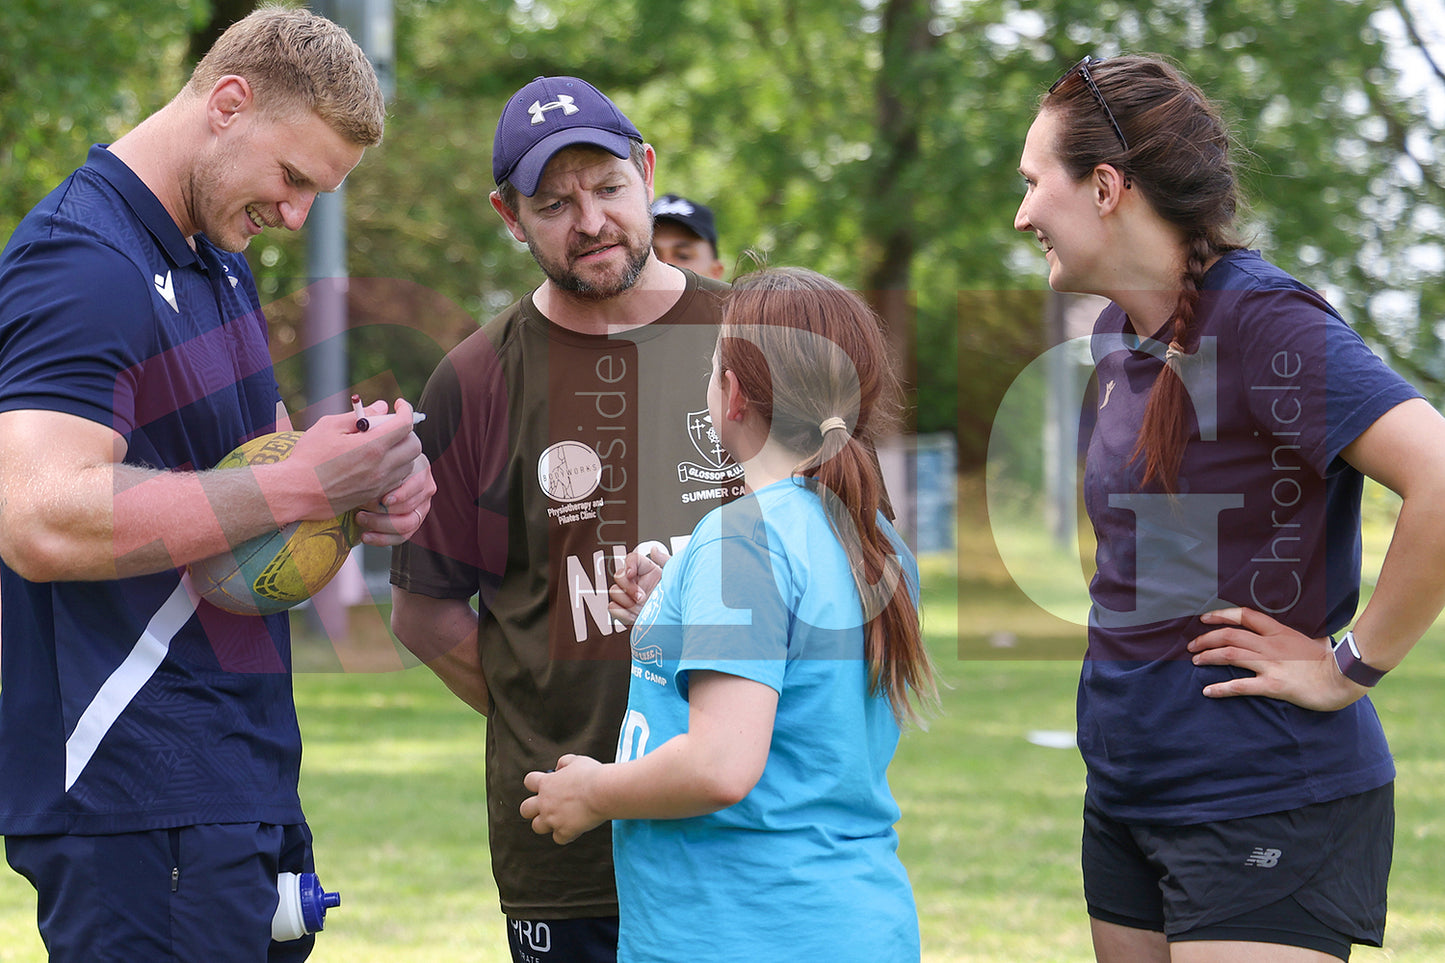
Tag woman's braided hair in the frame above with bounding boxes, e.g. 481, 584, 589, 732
1044, 55, 1245, 491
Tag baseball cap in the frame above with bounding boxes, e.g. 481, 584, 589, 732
651, 194, 718, 249
492, 76, 642, 197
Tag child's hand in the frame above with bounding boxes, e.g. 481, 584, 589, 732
520, 754, 607, 845
607, 547, 670, 625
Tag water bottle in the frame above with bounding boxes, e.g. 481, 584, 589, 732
272, 871, 341, 942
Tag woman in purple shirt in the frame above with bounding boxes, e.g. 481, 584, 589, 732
1015, 54, 1445, 962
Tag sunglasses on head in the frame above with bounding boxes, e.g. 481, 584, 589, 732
1051, 56, 1130, 153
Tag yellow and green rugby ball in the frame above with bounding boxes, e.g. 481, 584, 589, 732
187, 431, 361, 616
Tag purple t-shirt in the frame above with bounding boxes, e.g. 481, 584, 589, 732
1080, 250, 1419, 824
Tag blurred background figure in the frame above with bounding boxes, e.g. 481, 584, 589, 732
651, 193, 726, 280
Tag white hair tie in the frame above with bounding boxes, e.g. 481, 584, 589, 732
819, 416, 849, 437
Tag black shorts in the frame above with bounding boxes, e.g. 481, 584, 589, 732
1083, 784, 1393, 961
506, 915, 618, 963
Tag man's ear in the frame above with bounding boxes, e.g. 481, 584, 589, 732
206, 75, 253, 134
641, 143, 657, 206
490, 191, 526, 244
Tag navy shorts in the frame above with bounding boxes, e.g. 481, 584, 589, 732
1083, 784, 1393, 961
5, 822, 316, 963
506, 915, 619, 963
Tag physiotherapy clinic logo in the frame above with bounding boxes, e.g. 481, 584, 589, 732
537, 440, 604, 504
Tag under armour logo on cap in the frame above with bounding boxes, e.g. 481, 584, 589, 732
493, 76, 643, 197
528, 95, 578, 125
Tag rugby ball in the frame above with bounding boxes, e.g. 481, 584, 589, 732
187, 431, 361, 616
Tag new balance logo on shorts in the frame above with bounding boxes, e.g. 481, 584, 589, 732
1245, 846, 1282, 868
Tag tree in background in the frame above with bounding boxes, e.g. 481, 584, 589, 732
3, 0, 1441, 467
0, 0, 206, 236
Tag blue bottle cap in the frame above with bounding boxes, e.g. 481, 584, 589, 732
297, 872, 341, 933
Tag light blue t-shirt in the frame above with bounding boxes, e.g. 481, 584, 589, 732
613, 478, 921, 963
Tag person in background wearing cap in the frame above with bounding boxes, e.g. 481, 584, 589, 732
651, 193, 726, 280
390, 76, 742, 963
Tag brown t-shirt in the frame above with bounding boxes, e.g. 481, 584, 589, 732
391, 271, 741, 918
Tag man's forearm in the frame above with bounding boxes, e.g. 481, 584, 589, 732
391, 590, 488, 714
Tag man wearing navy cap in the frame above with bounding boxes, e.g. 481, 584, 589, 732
652, 193, 726, 280
392, 76, 742, 963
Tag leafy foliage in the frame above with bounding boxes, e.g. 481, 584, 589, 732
0, 0, 207, 237
3, 0, 1441, 460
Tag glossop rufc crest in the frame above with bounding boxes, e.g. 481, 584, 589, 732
678, 409, 745, 486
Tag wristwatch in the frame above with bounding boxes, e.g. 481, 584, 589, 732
1332, 631, 1388, 687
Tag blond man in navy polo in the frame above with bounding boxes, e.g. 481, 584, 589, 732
0, 9, 433, 961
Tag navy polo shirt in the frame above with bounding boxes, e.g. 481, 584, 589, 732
0, 146, 303, 834
1078, 250, 1419, 825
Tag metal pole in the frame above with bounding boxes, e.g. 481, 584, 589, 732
302, 0, 394, 422
303, 0, 396, 605
303, 0, 347, 422
303, 189, 348, 422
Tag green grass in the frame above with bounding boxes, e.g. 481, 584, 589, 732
3, 477, 1445, 960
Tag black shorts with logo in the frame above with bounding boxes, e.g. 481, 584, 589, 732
506, 915, 618, 963
1083, 784, 1393, 960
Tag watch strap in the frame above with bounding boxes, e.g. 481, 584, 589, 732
1332, 630, 1387, 688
